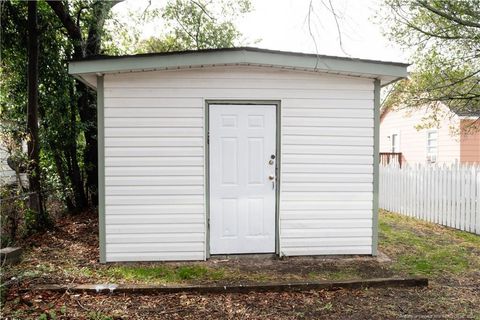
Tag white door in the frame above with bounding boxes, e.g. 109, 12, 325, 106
209, 104, 276, 254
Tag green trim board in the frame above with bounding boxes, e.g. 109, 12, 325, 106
69, 47, 408, 88
204, 100, 282, 257
97, 75, 106, 263
275, 101, 282, 256
372, 79, 381, 256
204, 101, 210, 260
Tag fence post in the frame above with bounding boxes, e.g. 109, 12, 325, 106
419, 163, 423, 219
470, 166, 476, 233
465, 165, 471, 232
392, 163, 396, 212
445, 164, 450, 227
428, 165, 432, 222
456, 163, 460, 229
441, 164, 446, 225
476, 167, 480, 235
380, 164, 384, 209
385, 164, 389, 211
434, 164, 438, 223
443, 164, 447, 226
462, 165, 466, 231
417, 163, 422, 220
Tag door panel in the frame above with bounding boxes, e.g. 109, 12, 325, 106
209, 105, 276, 254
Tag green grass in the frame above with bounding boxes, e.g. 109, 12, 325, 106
85, 211, 480, 283
453, 229, 480, 246
101, 265, 225, 283
379, 210, 480, 278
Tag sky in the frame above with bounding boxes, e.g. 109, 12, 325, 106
111, 0, 409, 64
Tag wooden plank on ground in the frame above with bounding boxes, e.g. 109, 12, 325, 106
29, 277, 429, 295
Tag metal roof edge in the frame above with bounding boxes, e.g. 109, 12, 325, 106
69, 47, 410, 67
68, 47, 409, 82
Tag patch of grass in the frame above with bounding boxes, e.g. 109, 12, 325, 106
379, 210, 480, 278
178, 265, 207, 279
450, 229, 480, 246
102, 265, 225, 283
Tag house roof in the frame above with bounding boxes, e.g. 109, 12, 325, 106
68, 47, 409, 89
451, 108, 480, 118
380, 104, 480, 123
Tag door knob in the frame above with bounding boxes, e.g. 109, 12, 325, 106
268, 175, 275, 190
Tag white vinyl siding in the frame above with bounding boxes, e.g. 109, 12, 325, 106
280, 97, 374, 256
103, 93, 204, 262
103, 66, 374, 261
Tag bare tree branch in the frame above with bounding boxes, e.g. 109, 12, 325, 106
191, 0, 214, 20
141, 0, 152, 20
173, 7, 198, 45
324, 0, 349, 56
46, 1, 82, 43
427, 70, 480, 92
405, 21, 464, 40
75, 6, 90, 31
307, 0, 320, 69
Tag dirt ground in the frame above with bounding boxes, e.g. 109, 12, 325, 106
4, 285, 479, 320
1, 210, 480, 319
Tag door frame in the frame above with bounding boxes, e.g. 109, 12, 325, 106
205, 100, 281, 258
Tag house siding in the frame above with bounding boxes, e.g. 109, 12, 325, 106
103, 66, 375, 262
380, 105, 460, 164
0, 146, 16, 186
280, 97, 374, 256
460, 119, 480, 163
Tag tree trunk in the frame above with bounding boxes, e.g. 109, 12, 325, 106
68, 80, 88, 211
76, 81, 98, 206
50, 145, 74, 212
27, 0, 47, 229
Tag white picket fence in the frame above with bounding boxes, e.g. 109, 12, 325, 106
379, 163, 480, 235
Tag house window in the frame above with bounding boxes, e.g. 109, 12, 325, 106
391, 133, 399, 153
427, 130, 438, 163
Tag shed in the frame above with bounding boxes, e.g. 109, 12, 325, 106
69, 47, 408, 262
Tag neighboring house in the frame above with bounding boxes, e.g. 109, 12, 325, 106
0, 144, 17, 186
380, 103, 480, 165
0, 139, 28, 188
69, 47, 408, 262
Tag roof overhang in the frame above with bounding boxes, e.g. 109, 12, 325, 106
68, 47, 409, 89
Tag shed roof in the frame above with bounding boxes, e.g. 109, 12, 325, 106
68, 47, 409, 88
